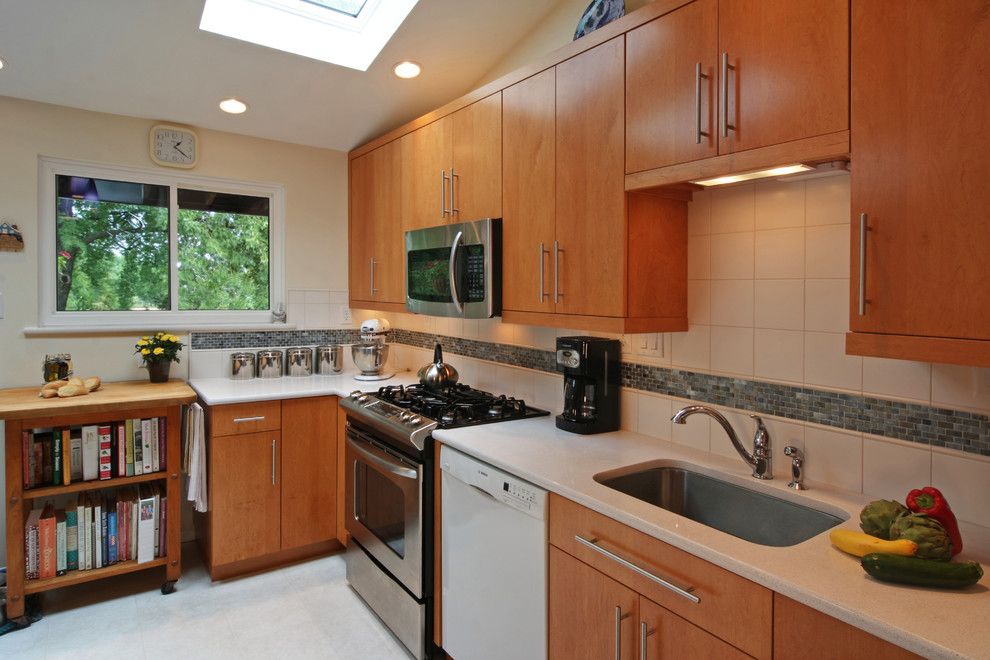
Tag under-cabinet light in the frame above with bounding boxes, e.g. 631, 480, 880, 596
691, 164, 814, 187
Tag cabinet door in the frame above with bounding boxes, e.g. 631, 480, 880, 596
774, 594, 919, 659
640, 597, 749, 659
718, 0, 848, 154
626, 0, 717, 173
451, 93, 502, 221
555, 37, 626, 318
401, 116, 452, 231
849, 0, 990, 340
502, 69, 556, 314
549, 546, 638, 660
350, 141, 403, 303
210, 430, 281, 565
280, 397, 336, 550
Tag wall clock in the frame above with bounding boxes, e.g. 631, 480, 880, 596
150, 124, 198, 168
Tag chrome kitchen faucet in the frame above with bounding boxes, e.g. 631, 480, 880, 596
671, 405, 773, 480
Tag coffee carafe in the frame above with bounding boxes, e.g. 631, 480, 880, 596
555, 336, 620, 434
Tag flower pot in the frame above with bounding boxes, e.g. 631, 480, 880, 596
148, 361, 171, 383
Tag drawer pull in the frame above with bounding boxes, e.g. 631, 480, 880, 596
233, 416, 265, 423
575, 535, 700, 604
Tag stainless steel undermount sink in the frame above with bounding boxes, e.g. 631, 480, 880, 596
594, 463, 846, 547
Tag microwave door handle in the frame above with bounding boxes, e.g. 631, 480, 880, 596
448, 230, 464, 314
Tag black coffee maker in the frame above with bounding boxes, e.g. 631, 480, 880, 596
556, 336, 621, 434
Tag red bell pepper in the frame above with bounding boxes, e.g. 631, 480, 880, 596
906, 486, 963, 556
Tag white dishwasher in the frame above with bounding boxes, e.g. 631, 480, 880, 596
440, 445, 548, 660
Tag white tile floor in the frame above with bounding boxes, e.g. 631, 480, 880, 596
1, 544, 409, 659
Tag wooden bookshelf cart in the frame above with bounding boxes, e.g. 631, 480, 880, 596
0, 380, 196, 624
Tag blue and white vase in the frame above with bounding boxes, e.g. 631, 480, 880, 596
573, 0, 625, 40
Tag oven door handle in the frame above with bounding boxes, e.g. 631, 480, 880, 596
347, 436, 418, 480
448, 230, 464, 314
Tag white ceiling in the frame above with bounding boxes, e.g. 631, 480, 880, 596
0, 0, 561, 151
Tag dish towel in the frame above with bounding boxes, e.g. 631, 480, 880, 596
184, 403, 208, 513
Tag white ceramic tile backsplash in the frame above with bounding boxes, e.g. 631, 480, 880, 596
711, 184, 755, 233
862, 435, 932, 502
755, 228, 805, 279
932, 449, 990, 528
709, 279, 754, 327
754, 179, 805, 230
710, 232, 755, 279
754, 329, 804, 384
804, 425, 863, 493
754, 279, 804, 330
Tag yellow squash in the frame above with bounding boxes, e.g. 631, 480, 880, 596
829, 529, 917, 558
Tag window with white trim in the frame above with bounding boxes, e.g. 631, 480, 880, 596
39, 157, 284, 327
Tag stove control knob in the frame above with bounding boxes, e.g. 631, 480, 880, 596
398, 412, 412, 422
349, 391, 362, 400
408, 416, 422, 426
356, 394, 369, 404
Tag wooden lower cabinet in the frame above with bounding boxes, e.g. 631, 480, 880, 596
549, 547, 747, 659
774, 594, 920, 660
200, 395, 340, 579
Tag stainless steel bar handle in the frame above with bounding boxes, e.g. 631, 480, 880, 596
553, 241, 563, 303
448, 230, 464, 314
233, 416, 265, 423
450, 168, 459, 216
440, 169, 448, 217
720, 52, 734, 138
575, 535, 701, 604
271, 438, 276, 486
859, 213, 868, 316
695, 62, 709, 144
370, 258, 378, 295
614, 606, 622, 660
346, 436, 419, 480
640, 622, 648, 659
538, 242, 550, 303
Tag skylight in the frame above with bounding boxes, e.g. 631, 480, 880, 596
303, 0, 368, 17
200, 0, 418, 71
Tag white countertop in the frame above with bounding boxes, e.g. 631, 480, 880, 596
434, 418, 990, 660
188, 369, 421, 405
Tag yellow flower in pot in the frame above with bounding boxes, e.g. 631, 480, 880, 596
135, 332, 184, 383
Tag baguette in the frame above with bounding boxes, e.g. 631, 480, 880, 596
42, 379, 68, 391
57, 384, 87, 398
83, 376, 102, 392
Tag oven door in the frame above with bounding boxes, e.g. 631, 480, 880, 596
345, 422, 424, 597
405, 218, 501, 319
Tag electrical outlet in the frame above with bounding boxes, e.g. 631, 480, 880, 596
629, 333, 664, 359
340, 306, 352, 325
0, 291, 4, 319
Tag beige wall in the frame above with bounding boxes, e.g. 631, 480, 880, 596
477, 0, 653, 86
0, 95, 348, 388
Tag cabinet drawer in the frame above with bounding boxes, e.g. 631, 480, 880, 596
549, 494, 772, 659
209, 400, 281, 436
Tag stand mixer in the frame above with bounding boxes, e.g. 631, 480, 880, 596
351, 318, 395, 381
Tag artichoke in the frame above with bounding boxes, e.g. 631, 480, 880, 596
859, 499, 910, 539
889, 514, 953, 561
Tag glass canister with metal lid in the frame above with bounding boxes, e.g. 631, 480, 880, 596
43, 353, 73, 382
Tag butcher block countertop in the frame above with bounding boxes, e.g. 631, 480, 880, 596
0, 380, 197, 420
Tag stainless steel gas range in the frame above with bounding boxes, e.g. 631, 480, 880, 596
341, 384, 548, 658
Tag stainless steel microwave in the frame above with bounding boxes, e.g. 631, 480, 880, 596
405, 218, 501, 318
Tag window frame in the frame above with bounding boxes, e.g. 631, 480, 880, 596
38, 156, 285, 328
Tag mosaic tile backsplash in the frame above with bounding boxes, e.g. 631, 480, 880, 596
191, 327, 990, 457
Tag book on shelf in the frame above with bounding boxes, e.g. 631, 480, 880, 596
141, 419, 154, 474
116, 424, 127, 478
69, 429, 83, 482
39, 504, 56, 580
125, 419, 135, 477
93, 497, 103, 569
98, 425, 113, 480
50, 430, 62, 486
41, 433, 53, 484
66, 497, 79, 571
56, 510, 67, 576
150, 418, 160, 472
25, 509, 41, 580
158, 417, 167, 471
81, 425, 99, 481
133, 420, 144, 476
137, 492, 156, 564
61, 429, 71, 486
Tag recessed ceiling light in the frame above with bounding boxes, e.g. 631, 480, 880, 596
393, 61, 421, 79
219, 98, 248, 114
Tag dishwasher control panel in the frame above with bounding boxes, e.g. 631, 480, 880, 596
440, 445, 547, 520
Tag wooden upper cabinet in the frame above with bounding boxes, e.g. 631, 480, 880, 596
401, 116, 452, 232
502, 69, 556, 315
549, 546, 639, 660
450, 92, 502, 221
280, 397, 337, 550
847, 0, 990, 364
626, 0, 718, 173
210, 430, 281, 566
555, 37, 626, 318
350, 140, 403, 304
718, 0, 848, 154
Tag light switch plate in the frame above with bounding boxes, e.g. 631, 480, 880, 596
0, 291, 5, 319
